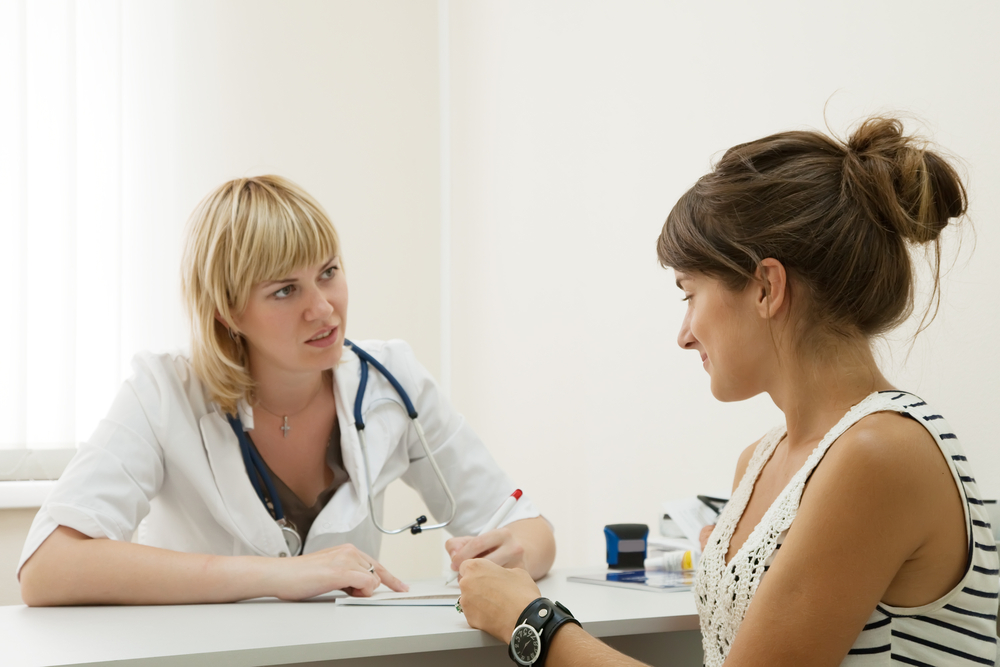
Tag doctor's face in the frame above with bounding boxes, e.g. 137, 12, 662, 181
234, 256, 348, 377
674, 270, 770, 402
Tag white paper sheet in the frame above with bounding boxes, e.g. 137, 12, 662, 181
335, 580, 461, 606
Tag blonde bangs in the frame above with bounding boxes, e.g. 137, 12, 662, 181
224, 179, 340, 315
181, 175, 340, 415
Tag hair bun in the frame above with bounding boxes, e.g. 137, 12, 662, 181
843, 116, 966, 243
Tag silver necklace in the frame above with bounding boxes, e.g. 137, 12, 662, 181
254, 380, 326, 438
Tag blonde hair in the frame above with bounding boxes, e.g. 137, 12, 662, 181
181, 175, 341, 415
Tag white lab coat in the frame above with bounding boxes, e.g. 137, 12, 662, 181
18, 339, 541, 571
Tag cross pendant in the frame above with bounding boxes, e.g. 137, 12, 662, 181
280, 416, 291, 438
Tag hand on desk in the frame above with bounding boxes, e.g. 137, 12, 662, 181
272, 544, 408, 600
459, 559, 649, 666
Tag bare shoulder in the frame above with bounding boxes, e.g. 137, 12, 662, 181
811, 410, 953, 510
835, 410, 944, 471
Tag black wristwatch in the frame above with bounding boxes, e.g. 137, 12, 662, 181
508, 597, 581, 666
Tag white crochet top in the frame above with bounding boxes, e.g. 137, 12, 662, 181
693, 391, 999, 666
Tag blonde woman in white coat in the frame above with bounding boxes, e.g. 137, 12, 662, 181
18, 175, 555, 606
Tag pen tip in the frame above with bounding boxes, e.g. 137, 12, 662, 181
512, 489, 522, 500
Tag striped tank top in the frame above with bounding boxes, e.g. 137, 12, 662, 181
694, 391, 999, 666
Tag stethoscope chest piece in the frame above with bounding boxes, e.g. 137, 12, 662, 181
277, 518, 302, 557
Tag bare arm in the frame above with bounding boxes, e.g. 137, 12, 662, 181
20, 525, 406, 607
446, 515, 556, 580
547, 625, 647, 666
506, 516, 556, 579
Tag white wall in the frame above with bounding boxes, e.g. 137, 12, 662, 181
447, 0, 1000, 569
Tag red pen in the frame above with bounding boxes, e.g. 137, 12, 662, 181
446, 489, 522, 583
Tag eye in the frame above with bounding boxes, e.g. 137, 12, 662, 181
273, 285, 294, 299
681, 294, 692, 302
321, 264, 339, 280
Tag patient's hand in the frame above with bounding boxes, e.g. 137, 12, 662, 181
458, 559, 539, 641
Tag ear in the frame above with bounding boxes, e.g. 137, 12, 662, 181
754, 258, 788, 319
215, 309, 237, 333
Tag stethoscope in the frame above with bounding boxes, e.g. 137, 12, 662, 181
226, 339, 456, 557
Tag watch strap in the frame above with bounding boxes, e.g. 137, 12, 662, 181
538, 600, 581, 666
515, 597, 550, 630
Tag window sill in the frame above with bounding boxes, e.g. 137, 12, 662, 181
0, 448, 73, 509
0, 481, 56, 509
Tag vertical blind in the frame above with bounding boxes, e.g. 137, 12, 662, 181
1, 0, 126, 472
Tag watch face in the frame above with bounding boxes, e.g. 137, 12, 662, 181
511, 624, 542, 665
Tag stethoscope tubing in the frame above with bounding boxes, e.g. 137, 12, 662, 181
350, 341, 418, 422
228, 413, 303, 556
348, 340, 457, 535
229, 413, 288, 523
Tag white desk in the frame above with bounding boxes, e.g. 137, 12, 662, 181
0, 569, 702, 667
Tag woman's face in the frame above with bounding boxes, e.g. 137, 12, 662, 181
234, 256, 348, 378
674, 270, 772, 402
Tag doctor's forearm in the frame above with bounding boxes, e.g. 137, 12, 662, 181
506, 517, 556, 580
20, 526, 277, 606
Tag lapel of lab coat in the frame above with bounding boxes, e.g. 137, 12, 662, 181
199, 405, 286, 556
329, 346, 371, 531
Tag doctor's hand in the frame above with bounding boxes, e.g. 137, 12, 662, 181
446, 527, 526, 576
457, 559, 540, 642
268, 544, 408, 600
447, 516, 555, 581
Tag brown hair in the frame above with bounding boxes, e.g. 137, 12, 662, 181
657, 117, 967, 340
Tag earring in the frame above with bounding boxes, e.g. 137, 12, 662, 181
229, 328, 239, 341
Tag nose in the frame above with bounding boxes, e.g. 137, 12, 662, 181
677, 309, 696, 350
303, 283, 335, 321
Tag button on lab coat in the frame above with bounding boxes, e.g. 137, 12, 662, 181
18, 339, 541, 571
